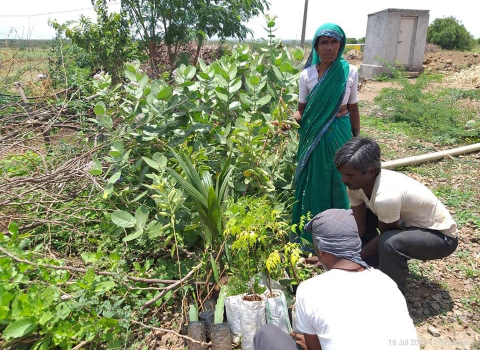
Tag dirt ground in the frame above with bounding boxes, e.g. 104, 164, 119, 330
354, 50, 480, 350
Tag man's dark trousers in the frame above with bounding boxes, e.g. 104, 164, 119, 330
363, 210, 458, 293
254, 324, 302, 350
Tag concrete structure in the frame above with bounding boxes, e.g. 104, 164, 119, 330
359, 9, 429, 79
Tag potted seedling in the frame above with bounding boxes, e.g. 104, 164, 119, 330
187, 304, 207, 350
224, 196, 294, 350
210, 286, 233, 350
262, 246, 300, 334
224, 275, 247, 345
239, 282, 266, 350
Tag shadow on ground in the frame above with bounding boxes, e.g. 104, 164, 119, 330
405, 275, 454, 324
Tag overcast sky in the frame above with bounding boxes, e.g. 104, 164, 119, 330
1, 0, 479, 41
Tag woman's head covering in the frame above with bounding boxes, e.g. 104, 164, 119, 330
304, 209, 368, 268
304, 23, 347, 69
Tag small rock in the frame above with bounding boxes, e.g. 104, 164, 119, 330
458, 315, 469, 326
427, 325, 441, 337
446, 59, 453, 64
470, 236, 479, 244
432, 294, 443, 302
465, 120, 475, 130
159, 333, 175, 346
414, 301, 422, 308
431, 302, 441, 311
423, 58, 432, 64
474, 53, 479, 58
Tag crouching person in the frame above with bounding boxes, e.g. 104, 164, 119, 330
254, 209, 419, 350
334, 137, 458, 294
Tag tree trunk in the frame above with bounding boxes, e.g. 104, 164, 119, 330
166, 43, 174, 69
193, 40, 203, 67
148, 41, 157, 70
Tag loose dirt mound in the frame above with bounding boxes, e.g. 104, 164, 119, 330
345, 49, 363, 61
445, 64, 480, 89
423, 51, 480, 74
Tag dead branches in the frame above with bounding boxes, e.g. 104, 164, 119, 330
0, 92, 101, 233
141, 264, 202, 309
131, 320, 211, 347
0, 246, 202, 286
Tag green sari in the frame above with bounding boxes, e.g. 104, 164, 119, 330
292, 23, 352, 243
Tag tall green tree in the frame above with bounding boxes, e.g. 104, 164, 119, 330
116, 0, 270, 68
427, 17, 475, 51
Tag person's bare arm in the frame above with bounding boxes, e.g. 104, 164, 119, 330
351, 203, 367, 237
347, 103, 360, 136
360, 219, 399, 259
304, 333, 322, 350
293, 102, 307, 123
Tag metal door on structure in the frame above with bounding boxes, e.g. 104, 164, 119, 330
396, 17, 417, 66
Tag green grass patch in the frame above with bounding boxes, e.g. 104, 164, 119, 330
371, 73, 480, 145
432, 186, 480, 228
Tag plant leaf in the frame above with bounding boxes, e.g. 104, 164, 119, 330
123, 228, 143, 242
184, 66, 197, 80
94, 102, 106, 116
111, 211, 136, 228
3, 317, 37, 339
157, 85, 172, 100
98, 115, 113, 129
257, 94, 272, 107
135, 205, 149, 229
210, 254, 219, 283
165, 168, 208, 208
107, 172, 121, 185
89, 159, 103, 176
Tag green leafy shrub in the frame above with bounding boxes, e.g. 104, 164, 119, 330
48, 29, 93, 91
427, 17, 475, 51
1, 15, 305, 348
52, 1, 143, 83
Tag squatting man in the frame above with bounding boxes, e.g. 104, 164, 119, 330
334, 137, 458, 293
254, 209, 419, 350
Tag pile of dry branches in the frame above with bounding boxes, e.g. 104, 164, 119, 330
0, 85, 101, 236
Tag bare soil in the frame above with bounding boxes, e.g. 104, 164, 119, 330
243, 294, 263, 302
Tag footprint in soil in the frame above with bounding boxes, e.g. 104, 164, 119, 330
405, 277, 454, 324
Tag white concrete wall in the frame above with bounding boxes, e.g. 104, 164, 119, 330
360, 9, 429, 79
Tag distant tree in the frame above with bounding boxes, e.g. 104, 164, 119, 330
477, 37, 480, 45
55, 1, 142, 83
104, 0, 269, 68
427, 17, 475, 51
358, 37, 366, 44
346, 38, 358, 44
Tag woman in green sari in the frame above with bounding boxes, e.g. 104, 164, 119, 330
292, 23, 360, 243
